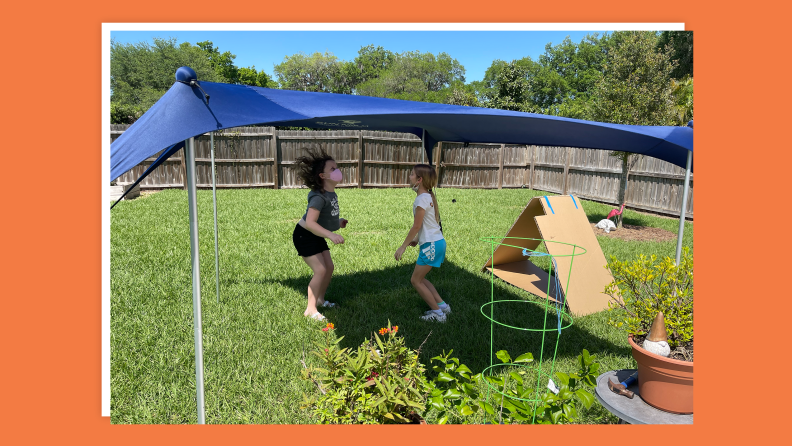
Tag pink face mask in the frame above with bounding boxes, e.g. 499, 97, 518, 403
329, 169, 343, 182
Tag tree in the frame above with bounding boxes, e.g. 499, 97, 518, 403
110, 37, 223, 123
274, 51, 350, 93
353, 45, 396, 85
670, 76, 694, 126
657, 31, 693, 80
478, 34, 610, 118
355, 51, 466, 103
483, 60, 534, 112
197, 41, 239, 83
445, 81, 480, 107
238, 66, 276, 88
587, 31, 678, 227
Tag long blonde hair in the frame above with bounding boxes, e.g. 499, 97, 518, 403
413, 164, 440, 224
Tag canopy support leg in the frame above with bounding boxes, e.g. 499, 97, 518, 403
185, 137, 206, 424
211, 132, 220, 304
675, 150, 693, 265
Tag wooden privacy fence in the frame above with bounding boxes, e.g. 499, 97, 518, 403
111, 125, 693, 218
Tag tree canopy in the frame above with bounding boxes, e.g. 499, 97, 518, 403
111, 32, 692, 126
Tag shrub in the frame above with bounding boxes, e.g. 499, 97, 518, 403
301, 322, 430, 424
605, 247, 694, 348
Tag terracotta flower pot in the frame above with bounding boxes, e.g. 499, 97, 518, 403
629, 335, 693, 414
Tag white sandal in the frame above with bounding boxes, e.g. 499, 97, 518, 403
307, 312, 326, 321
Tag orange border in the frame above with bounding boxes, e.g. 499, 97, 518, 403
6, 0, 783, 444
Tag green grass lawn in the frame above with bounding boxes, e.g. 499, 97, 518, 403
110, 187, 693, 424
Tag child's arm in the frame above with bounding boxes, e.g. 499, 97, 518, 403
304, 208, 344, 244
395, 207, 424, 260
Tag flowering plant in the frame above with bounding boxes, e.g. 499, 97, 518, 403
301, 321, 430, 424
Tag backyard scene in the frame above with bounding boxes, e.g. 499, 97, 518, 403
110, 30, 693, 424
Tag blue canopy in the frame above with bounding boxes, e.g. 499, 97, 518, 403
111, 67, 692, 182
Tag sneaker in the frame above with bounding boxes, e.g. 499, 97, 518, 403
420, 311, 447, 322
424, 305, 451, 316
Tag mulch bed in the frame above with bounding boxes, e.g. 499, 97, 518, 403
632, 334, 693, 362
590, 223, 677, 242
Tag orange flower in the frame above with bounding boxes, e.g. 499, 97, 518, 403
325, 323, 335, 330
378, 328, 389, 335
392, 326, 399, 333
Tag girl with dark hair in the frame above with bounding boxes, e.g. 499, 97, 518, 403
292, 147, 348, 321
394, 164, 449, 322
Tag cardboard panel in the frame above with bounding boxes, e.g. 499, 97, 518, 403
481, 195, 614, 316
484, 260, 562, 303
483, 197, 544, 268
534, 196, 613, 316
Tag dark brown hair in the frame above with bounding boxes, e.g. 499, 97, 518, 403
294, 146, 334, 193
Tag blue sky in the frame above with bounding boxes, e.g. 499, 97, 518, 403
111, 30, 618, 83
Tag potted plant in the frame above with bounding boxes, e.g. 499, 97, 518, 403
605, 247, 693, 414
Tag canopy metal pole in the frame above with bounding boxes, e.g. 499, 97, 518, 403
675, 150, 693, 265
210, 132, 220, 304
185, 137, 206, 424
421, 129, 426, 164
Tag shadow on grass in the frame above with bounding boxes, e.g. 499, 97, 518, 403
245, 260, 631, 374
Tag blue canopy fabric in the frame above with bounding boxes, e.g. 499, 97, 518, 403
111, 75, 693, 182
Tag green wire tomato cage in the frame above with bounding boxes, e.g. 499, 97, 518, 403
479, 236, 586, 423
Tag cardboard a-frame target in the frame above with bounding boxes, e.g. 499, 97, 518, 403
482, 195, 614, 316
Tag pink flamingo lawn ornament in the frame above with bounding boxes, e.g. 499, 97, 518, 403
607, 203, 625, 222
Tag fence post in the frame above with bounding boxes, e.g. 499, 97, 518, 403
498, 144, 505, 189
436, 142, 443, 186
358, 131, 363, 188
529, 145, 535, 190
562, 147, 571, 195
180, 146, 188, 190
272, 128, 279, 189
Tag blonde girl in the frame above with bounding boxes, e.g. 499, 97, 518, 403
394, 164, 449, 322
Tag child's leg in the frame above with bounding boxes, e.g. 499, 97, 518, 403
315, 250, 335, 304
411, 265, 439, 310
421, 279, 443, 305
302, 253, 329, 316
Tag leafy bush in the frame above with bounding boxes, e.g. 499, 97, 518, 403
605, 247, 694, 348
482, 349, 598, 424
426, 350, 494, 424
301, 322, 430, 424
424, 349, 600, 424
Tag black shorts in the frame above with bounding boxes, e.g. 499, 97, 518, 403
292, 223, 329, 257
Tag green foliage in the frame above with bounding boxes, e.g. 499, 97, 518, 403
657, 31, 693, 80
587, 31, 678, 126
423, 348, 600, 425
484, 60, 535, 112
605, 247, 694, 348
237, 66, 276, 88
110, 38, 277, 123
110, 37, 224, 123
353, 45, 397, 85
478, 33, 610, 118
355, 50, 466, 102
301, 322, 430, 424
274, 51, 353, 93
670, 76, 694, 126
482, 349, 599, 424
196, 41, 239, 83
425, 350, 492, 424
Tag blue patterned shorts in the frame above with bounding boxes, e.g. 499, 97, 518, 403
417, 239, 446, 267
